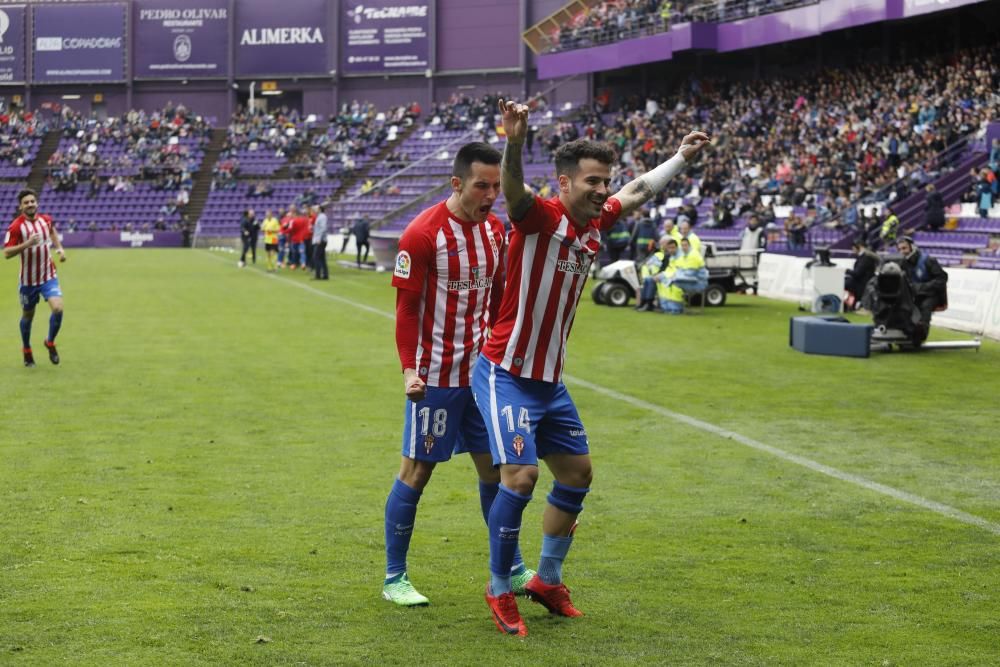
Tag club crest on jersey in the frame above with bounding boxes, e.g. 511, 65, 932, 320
424, 434, 435, 454
394, 250, 411, 278
512, 434, 525, 457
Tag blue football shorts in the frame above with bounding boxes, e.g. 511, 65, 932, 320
19, 278, 62, 310
401, 386, 490, 463
471, 358, 589, 467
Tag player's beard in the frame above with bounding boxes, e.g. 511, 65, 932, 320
584, 193, 606, 218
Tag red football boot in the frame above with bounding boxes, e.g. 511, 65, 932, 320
485, 584, 527, 637
524, 575, 583, 617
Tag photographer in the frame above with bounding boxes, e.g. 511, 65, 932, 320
896, 235, 948, 334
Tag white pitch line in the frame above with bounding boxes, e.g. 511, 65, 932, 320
202, 250, 393, 321
564, 376, 1000, 536
200, 250, 1000, 536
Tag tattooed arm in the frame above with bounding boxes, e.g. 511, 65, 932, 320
498, 99, 535, 221
613, 130, 711, 218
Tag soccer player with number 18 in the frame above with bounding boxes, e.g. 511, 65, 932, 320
381, 143, 535, 607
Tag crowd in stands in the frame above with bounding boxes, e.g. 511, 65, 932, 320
215, 106, 308, 188
431, 93, 512, 132
291, 102, 417, 179
215, 102, 418, 187
48, 104, 209, 183
0, 108, 49, 167
540, 45, 1000, 247
549, 0, 669, 53
545, 0, 814, 53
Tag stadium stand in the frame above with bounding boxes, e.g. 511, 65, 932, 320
40, 182, 187, 232
572, 45, 999, 262
0, 110, 50, 179
536, 0, 818, 54
1, 12, 994, 271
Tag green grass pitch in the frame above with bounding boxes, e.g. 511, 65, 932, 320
1, 249, 998, 665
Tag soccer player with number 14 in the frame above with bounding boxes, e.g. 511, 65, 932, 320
471, 99, 709, 636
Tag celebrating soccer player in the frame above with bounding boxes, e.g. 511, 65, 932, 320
3, 188, 67, 367
472, 99, 708, 636
382, 142, 535, 607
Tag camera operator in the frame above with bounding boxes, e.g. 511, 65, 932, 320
844, 238, 879, 310
896, 235, 948, 334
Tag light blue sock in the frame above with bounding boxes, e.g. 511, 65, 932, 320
538, 534, 574, 585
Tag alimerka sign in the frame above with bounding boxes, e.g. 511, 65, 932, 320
234, 0, 328, 76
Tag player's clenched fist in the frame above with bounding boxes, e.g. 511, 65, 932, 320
403, 368, 426, 403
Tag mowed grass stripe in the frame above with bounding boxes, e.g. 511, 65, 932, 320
200, 250, 1000, 537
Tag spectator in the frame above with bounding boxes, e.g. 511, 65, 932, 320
785, 214, 808, 250
923, 184, 945, 231
976, 169, 994, 218
353, 215, 371, 267
880, 207, 900, 247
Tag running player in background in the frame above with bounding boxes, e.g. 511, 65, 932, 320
382, 142, 535, 607
473, 99, 709, 636
3, 188, 67, 367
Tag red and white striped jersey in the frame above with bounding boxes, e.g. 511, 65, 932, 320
392, 201, 505, 388
4, 214, 57, 287
482, 195, 622, 383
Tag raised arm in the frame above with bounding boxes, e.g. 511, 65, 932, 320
613, 131, 711, 217
498, 99, 534, 221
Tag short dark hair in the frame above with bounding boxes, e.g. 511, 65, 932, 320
553, 140, 616, 177
453, 142, 501, 180
17, 188, 37, 204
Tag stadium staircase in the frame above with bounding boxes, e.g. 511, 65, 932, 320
823, 135, 990, 253
183, 128, 228, 226
889, 152, 988, 241
25, 130, 63, 194
328, 120, 421, 205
